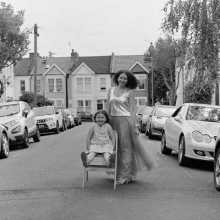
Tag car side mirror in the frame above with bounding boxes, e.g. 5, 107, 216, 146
174, 116, 182, 123
23, 110, 29, 118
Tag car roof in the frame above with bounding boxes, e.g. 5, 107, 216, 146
184, 103, 220, 108
0, 101, 24, 106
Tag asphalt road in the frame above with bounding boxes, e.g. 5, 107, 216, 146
0, 122, 220, 220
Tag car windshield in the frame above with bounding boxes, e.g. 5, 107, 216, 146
33, 106, 55, 116
0, 104, 20, 117
155, 107, 176, 117
186, 106, 220, 122
137, 107, 152, 115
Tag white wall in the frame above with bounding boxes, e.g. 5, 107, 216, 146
0, 65, 15, 102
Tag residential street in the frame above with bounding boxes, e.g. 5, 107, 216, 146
0, 122, 220, 220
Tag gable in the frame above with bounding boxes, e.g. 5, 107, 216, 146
72, 63, 95, 75
130, 63, 147, 73
44, 64, 66, 76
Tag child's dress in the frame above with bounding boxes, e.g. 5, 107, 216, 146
89, 123, 113, 154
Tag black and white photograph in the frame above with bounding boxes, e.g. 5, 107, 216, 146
0, 0, 220, 219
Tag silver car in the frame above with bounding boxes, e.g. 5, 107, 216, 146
146, 105, 176, 139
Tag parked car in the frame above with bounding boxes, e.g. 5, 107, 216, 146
33, 106, 63, 134
136, 106, 153, 133
70, 109, 82, 125
64, 109, 75, 128
56, 108, 67, 131
146, 105, 176, 138
0, 101, 40, 148
0, 124, 10, 159
161, 103, 220, 166
214, 128, 220, 191
79, 111, 93, 122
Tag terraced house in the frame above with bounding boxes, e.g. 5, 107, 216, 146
13, 50, 150, 114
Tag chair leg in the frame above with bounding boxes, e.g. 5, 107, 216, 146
86, 170, 88, 182
82, 168, 86, 189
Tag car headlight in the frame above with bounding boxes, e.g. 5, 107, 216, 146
192, 131, 212, 143
45, 118, 54, 122
11, 125, 22, 134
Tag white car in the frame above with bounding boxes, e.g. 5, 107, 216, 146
33, 106, 63, 134
0, 101, 40, 148
161, 103, 220, 166
214, 128, 220, 191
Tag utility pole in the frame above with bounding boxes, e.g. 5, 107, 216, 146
148, 42, 155, 106
34, 24, 39, 107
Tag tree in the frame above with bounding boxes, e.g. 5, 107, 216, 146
162, 0, 220, 103
147, 36, 182, 105
19, 92, 53, 108
0, 2, 29, 71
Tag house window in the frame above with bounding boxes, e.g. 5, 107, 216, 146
36, 79, 41, 93
20, 80, 25, 93
76, 77, 92, 92
136, 76, 146, 90
76, 78, 83, 91
100, 78, 106, 91
77, 100, 84, 112
77, 100, 92, 113
85, 77, 92, 91
97, 99, 106, 110
48, 79, 54, 93
85, 100, 91, 112
56, 78, 63, 92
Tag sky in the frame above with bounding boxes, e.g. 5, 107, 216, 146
5, 0, 167, 57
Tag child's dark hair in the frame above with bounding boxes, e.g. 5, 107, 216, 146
113, 70, 138, 89
93, 110, 110, 123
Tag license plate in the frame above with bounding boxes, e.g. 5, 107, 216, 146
39, 124, 45, 128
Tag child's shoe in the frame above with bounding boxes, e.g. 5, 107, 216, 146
81, 152, 88, 167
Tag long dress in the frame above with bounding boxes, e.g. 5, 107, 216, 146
109, 87, 155, 180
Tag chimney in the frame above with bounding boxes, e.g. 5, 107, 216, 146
71, 49, 79, 63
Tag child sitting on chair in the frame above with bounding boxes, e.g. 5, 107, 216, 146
81, 110, 115, 167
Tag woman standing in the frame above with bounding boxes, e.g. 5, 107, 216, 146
107, 70, 155, 185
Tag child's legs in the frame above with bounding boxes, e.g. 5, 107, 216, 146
87, 152, 96, 163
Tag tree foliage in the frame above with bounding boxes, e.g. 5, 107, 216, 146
148, 36, 183, 105
162, 0, 220, 103
19, 92, 54, 108
0, 2, 29, 71
184, 79, 212, 103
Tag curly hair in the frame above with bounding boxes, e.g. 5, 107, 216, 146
93, 110, 110, 123
112, 70, 138, 89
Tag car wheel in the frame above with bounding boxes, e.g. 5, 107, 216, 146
61, 121, 65, 131
214, 148, 220, 191
23, 129, 30, 148
33, 128, 40, 142
0, 132, 9, 159
178, 136, 187, 166
161, 132, 172, 155
55, 122, 60, 134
